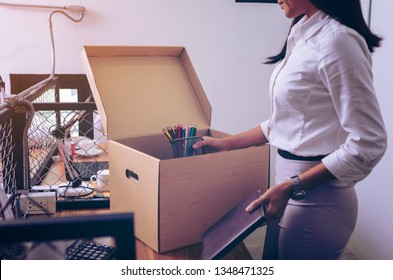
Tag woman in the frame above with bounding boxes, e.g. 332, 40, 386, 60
194, 0, 387, 259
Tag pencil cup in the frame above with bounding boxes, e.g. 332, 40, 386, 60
170, 136, 202, 158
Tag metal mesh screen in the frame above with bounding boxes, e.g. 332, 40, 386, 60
29, 86, 58, 187
0, 78, 120, 261
27, 82, 110, 205
0, 117, 17, 195
0, 77, 110, 219
30, 109, 110, 199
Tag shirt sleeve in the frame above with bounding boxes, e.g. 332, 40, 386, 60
318, 29, 387, 184
260, 120, 270, 142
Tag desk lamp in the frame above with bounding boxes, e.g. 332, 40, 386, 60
0, 2, 86, 97
1, 2, 90, 197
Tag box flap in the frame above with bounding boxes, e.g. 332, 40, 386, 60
81, 46, 212, 140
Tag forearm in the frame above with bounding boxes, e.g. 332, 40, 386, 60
280, 162, 336, 195
299, 163, 336, 190
224, 126, 268, 150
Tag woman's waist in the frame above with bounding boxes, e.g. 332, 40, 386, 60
277, 149, 328, 161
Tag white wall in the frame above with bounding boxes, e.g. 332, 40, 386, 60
348, 0, 393, 260
0, 0, 290, 133
1, 0, 391, 260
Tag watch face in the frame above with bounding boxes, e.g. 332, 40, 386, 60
292, 189, 306, 200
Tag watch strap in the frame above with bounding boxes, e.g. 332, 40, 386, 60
290, 175, 306, 200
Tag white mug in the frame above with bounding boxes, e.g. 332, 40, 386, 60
90, 169, 109, 191
76, 138, 97, 151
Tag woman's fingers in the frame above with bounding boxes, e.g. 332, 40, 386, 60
193, 136, 212, 149
245, 196, 265, 213
192, 138, 204, 149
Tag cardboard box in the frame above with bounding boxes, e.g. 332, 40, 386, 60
81, 46, 270, 253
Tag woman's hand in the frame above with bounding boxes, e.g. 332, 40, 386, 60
246, 163, 336, 221
192, 136, 230, 151
246, 180, 293, 221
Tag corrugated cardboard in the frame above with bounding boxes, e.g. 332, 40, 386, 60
81, 46, 270, 253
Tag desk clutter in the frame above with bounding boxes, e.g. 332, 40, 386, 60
0, 44, 271, 260
64, 137, 104, 158
65, 161, 109, 182
51, 136, 111, 199
27, 136, 110, 209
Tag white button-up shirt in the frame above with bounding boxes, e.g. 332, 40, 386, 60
261, 11, 387, 184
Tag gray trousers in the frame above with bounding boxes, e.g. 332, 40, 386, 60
263, 153, 358, 260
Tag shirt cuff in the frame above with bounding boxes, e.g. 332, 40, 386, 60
322, 149, 373, 184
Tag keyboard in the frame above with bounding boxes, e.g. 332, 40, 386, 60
65, 161, 109, 181
65, 240, 116, 260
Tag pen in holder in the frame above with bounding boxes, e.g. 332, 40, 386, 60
170, 136, 202, 158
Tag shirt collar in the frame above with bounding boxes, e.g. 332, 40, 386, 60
295, 10, 331, 41
285, 10, 330, 55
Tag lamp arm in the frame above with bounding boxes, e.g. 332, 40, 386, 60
0, 2, 86, 13
0, 2, 66, 10
0, 2, 86, 99
0, 6, 86, 97
49, 9, 85, 24
48, 10, 85, 81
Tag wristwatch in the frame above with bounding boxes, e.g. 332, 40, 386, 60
290, 175, 306, 200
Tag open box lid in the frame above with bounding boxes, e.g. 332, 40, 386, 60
81, 46, 212, 140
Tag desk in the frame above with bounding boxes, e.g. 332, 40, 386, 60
57, 209, 253, 260
41, 144, 252, 260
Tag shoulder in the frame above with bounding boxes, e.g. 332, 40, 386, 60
317, 17, 369, 57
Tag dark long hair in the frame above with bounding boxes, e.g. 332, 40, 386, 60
265, 0, 382, 64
